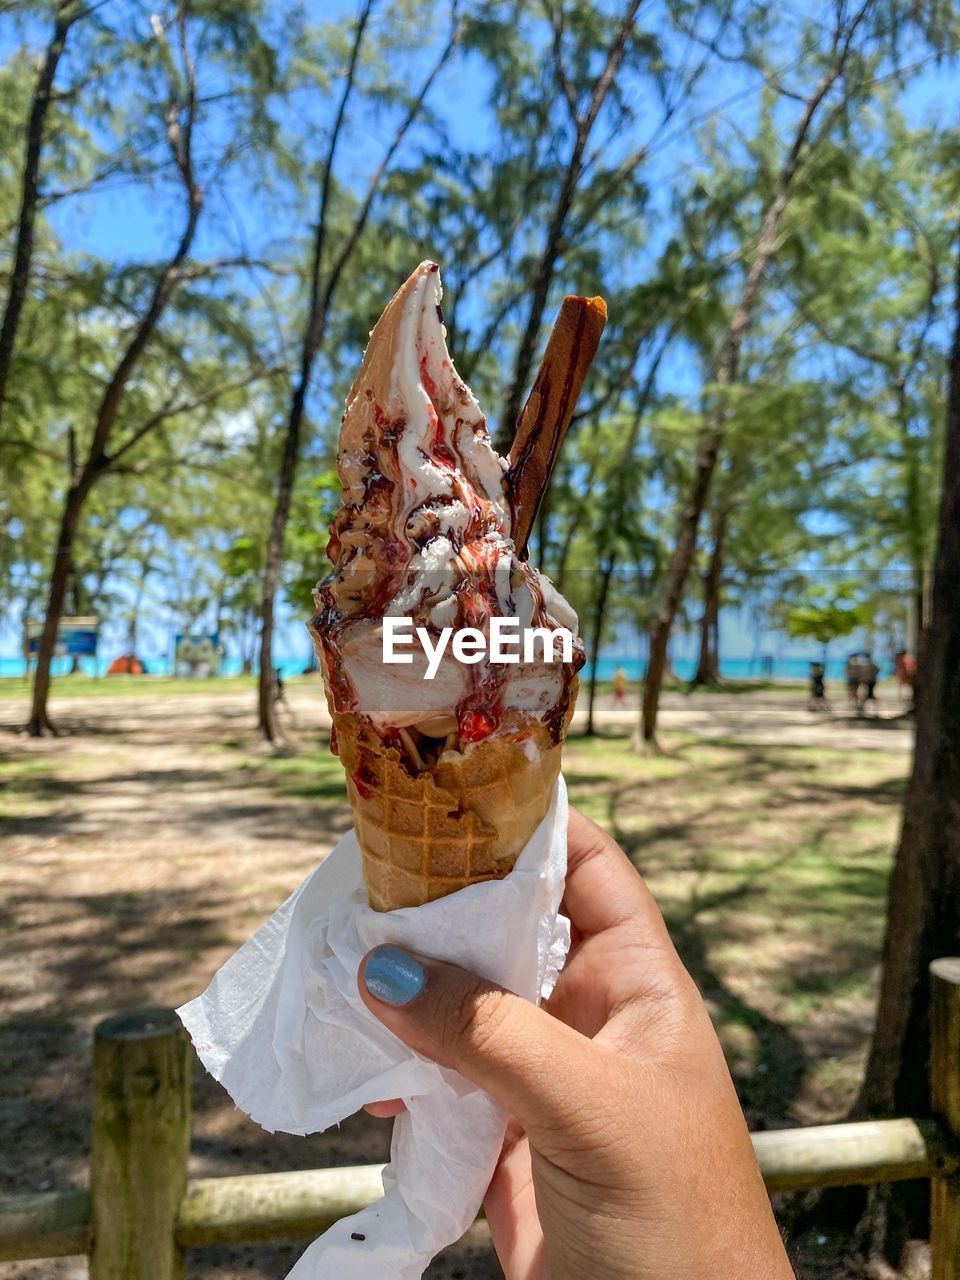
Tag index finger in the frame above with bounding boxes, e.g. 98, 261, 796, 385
564, 807, 675, 949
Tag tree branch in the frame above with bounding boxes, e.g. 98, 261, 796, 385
0, 0, 81, 423
104, 365, 283, 469
317, 15, 462, 325
496, 0, 642, 448
297, 0, 376, 368
82, 0, 204, 482
542, 0, 580, 125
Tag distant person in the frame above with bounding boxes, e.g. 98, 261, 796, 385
861, 652, 880, 713
761, 654, 774, 679
894, 648, 916, 704
808, 661, 829, 712
272, 670, 288, 711
613, 666, 628, 706
845, 653, 862, 711
273, 666, 296, 726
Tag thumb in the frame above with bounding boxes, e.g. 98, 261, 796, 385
359, 944, 607, 1144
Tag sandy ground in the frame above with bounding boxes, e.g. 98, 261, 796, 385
0, 683, 913, 1278
634, 687, 913, 752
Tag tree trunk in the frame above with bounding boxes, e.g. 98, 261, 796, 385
554, 517, 578, 592
585, 557, 616, 736
127, 571, 147, 657
901, 381, 928, 664
693, 576, 720, 688
641, 420, 724, 741
28, 229, 199, 728
27, 85, 203, 734
908, 564, 926, 662
257, 378, 308, 743
856, 230, 960, 1247
27, 482, 85, 734
691, 510, 726, 688
638, 12, 867, 746
242, 607, 255, 674
0, 1, 78, 423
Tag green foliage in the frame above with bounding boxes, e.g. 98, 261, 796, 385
785, 583, 871, 654
284, 468, 341, 615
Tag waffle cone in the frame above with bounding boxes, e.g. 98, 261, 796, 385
333, 697, 575, 910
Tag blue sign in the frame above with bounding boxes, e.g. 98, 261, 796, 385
59, 627, 98, 656
26, 617, 99, 658
174, 633, 223, 676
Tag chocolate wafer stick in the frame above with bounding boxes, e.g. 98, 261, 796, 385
506, 294, 607, 557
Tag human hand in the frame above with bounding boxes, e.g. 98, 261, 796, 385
358, 808, 795, 1280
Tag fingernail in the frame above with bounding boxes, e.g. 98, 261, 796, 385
363, 945, 425, 1007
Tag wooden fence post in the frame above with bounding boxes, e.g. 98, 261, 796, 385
931, 958, 960, 1280
89, 1008, 191, 1280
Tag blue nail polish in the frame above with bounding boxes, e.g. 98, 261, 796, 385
364, 945, 425, 1006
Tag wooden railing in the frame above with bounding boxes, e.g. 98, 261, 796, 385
3, 958, 960, 1277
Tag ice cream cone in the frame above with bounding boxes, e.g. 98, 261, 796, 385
334, 694, 575, 911
310, 262, 602, 910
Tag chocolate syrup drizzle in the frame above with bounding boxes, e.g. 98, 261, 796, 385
307, 268, 584, 759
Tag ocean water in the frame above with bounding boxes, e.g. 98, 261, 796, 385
0, 654, 887, 683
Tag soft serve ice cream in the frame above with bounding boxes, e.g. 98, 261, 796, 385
310, 260, 583, 755
308, 260, 604, 909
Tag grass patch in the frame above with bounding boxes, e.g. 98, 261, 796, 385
254, 745, 346, 802
0, 674, 809, 700
0, 714, 905, 1127
0, 674, 319, 699
0, 753, 95, 821
561, 732, 903, 1120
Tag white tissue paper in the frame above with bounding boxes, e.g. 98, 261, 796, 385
177, 777, 570, 1280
